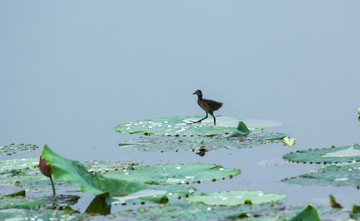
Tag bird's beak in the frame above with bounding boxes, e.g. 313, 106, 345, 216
192, 92, 196, 95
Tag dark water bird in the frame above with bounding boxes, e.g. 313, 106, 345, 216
192, 90, 223, 126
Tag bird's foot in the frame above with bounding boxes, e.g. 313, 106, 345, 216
186, 120, 202, 124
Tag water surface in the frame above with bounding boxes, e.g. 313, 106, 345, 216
1, 0, 360, 212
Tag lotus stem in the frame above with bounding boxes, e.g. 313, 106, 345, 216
50, 175, 56, 196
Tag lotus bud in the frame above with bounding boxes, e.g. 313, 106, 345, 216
39, 156, 52, 177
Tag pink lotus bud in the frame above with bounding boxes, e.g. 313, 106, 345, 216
39, 156, 52, 177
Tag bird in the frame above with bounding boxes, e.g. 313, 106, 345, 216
192, 89, 223, 126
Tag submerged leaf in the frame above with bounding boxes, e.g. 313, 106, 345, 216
115, 116, 281, 136
283, 144, 360, 164
186, 190, 287, 206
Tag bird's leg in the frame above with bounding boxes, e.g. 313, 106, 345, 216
190, 112, 208, 124
210, 113, 216, 126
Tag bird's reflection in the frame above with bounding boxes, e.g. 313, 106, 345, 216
196, 147, 208, 157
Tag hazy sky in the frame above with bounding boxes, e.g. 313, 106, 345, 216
1, 1, 360, 157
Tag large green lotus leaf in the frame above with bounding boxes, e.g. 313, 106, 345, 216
186, 190, 287, 206
41, 145, 145, 196
282, 162, 360, 188
283, 144, 360, 164
0, 143, 39, 155
119, 131, 286, 152
115, 115, 281, 136
104, 163, 240, 185
41, 146, 196, 204
110, 202, 340, 221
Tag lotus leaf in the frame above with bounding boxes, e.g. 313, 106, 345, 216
225, 121, 251, 137
0, 208, 87, 221
119, 131, 286, 152
41, 145, 145, 196
290, 205, 320, 221
0, 143, 38, 155
110, 202, 340, 221
83, 159, 142, 174
104, 163, 240, 185
41, 145, 196, 204
0, 210, 88, 220
3, 190, 26, 197
282, 162, 360, 188
110, 202, 286, 220
112, 184, 196, 205
85, 191, 111, 215
0, 157, 72, 193
0, 194, 79, 210
115, 115, 281, 136
351, 204, 360, 220
329, 195, 343, 209
283, 144, 360, 164
186, 190, 287, 206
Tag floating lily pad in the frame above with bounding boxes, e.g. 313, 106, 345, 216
186, 190, 287, 206
115, 115, 281, 136
282, 162, 360, 188
0, 157, 70, 193
104, 163, 241, 185
110, 201, 341, 221
83, 159, 142, 174
0, 143, 39, 155
0, 209, 88, 220
0, 194, 79, 210
111, 202, 285, 220
113, 185, 196, 205
0, 158, 42, 187
283, 144, 360, 164
0, 194, 86, 220
119, 131, 286, 152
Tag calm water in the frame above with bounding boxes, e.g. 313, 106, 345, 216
1, 0, 360, 213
